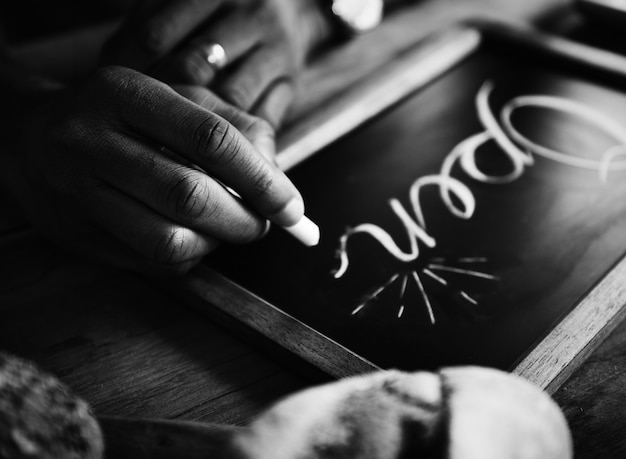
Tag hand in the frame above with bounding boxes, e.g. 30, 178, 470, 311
101, 0, 332, 127
2, 66, 303, 275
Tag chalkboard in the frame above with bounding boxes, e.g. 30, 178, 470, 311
180, 23, 626, 392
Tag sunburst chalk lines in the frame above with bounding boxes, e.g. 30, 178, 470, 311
350, 261, 493, 322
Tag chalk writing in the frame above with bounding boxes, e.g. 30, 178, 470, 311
334, 81, 626, 322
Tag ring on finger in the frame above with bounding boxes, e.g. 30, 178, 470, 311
202, 43, 228, 71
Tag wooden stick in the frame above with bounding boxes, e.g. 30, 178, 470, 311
98, 416, 246, 459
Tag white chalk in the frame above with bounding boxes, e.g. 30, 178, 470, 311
213, 179, 318, 246
282, 216, 320, 247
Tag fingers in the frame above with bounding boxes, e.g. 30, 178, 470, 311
19, 163, 213, 275
174, 86, 276, 162
252, 80, 295, 129
102, 0, 224, 70
119, 74, 304, 227
149, 47, 219, 89
18, 65, 293, 276
86, 181, 219, 268
146, 2, 299, 122
51, 216, 206, 276
218, 47, 295, 112
94, 134, 269, 244
150, 8, 263, 87
164, 52, 296, 130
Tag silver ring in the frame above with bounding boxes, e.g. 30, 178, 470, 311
203, 43, 227, 71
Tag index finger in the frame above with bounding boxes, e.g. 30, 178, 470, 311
120, 73, 304, 227
173, 85, 277, 163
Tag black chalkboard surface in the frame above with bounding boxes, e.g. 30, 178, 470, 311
185, 22, 626, 392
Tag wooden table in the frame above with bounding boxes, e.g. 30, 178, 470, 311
2, 1, 625, 458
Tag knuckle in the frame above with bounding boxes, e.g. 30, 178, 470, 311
152, 227, 191, 266
164, 171, 212, 221
249, 166, 275, 200
193, 117, 240, 165
249, 117, 274, 140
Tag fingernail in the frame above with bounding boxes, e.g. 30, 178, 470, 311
261, 219, 271, 238
271, 197, 304, 227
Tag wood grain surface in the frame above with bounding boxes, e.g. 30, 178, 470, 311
2, 1, 625, 458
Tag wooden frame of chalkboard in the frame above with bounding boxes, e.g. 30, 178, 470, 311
174, 21, 626, 394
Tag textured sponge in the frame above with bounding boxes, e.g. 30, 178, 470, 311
0, 352, 103, 459
230, 367, 572, 459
